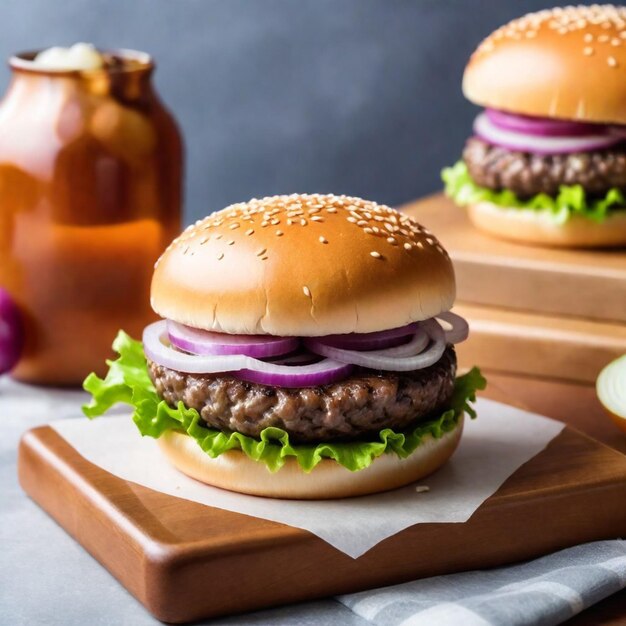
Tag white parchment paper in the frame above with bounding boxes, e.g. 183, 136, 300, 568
50, 398, 564, 558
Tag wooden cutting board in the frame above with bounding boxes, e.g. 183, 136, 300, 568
403, 194, 626, 325
453, 303, 626, 384
403, 194, 626, 383
18, 389, 626, 623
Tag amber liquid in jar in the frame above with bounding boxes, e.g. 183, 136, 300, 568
0, 49, 182, 384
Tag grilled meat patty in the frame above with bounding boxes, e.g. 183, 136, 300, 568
148, 346, 457, 443
463, 136, 626, 199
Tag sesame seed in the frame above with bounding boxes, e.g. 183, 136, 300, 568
287, 219, 294, 225
364, 227, 374, 234
261, 221, 269, 227
270, 218, 280, 225
403, 243, 412, 250
387, 237, 397, 245
245, 229, 254, 236
347, 217, 358, 223
310, 215, 324, 222
303, 285, 311, 297
370, 251, 382, 259
276, 230, 284, 237
608, 55, 618, 67
227, 240, 235, 246
584, 46, 594, 55
229, 223, 240, 230
215, 234, 222, 240
260, 256, 268, 261
357, 220, 368, 226
300, 218, 307, 226
599, 34, 610, 42
319, 236, 328, 244
612, 37, 621, 46
584, 33, 594, 42
217, 252, 224, 260
326, 207, 337, 213
199, 236, 209, 245
257, 248, 267, 256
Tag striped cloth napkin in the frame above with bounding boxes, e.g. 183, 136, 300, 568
338, 540, 626, 626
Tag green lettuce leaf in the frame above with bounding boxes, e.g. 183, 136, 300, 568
442, 160, 626, 224
83, 331, 486, 473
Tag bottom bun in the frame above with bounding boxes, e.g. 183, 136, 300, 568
468, 202, 626, 248
158, 416, 464, 500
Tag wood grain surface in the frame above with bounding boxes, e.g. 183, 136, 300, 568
454, 304, 626, 384
17, 377, 626, 623
403, 194, 626, 324
403, 194, 626, 383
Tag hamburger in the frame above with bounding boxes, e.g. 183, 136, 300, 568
443, 5, 626, 247
83, 194, 485, 499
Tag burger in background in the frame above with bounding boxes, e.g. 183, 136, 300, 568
443, 5, 626, 248
83, 194, 485, 499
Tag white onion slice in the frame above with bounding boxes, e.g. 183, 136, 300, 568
167, 320, 299, 358
144, 321, 351, 387
303, 320, 446, 372
474, 112, 622, 155
437, 311, 469, 344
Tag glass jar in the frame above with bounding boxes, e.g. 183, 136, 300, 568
0, 49, 182, 385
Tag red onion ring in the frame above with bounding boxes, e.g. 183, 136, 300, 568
167, 320, 299, 358
474, 112, 623, 155
485, 108, 602, 137
266, 351, 322, 366
303, 320, 445, 372
144, 321, 352, 387
436, 311, 469, 345
318, 322, 420, 351
0, 288, 23, 374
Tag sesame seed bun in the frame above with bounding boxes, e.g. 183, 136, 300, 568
151, 194, 455, 336
467, 201, 626, 248
157, 416, 464, 499
463, 5, 626, 124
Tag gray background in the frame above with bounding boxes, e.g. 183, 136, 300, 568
0, 0, 559, 223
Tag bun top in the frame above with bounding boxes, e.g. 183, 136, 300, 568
463, 5, 626, 124
151, 194, 455, 336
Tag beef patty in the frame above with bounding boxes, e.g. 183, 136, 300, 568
148, 346, 457, 443
463, 136, 626, 198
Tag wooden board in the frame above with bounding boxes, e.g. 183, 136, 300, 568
454, 303, 626, 384
482, 373, 626, 456
403, 194, 626, 324
18, 400, 626, 623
